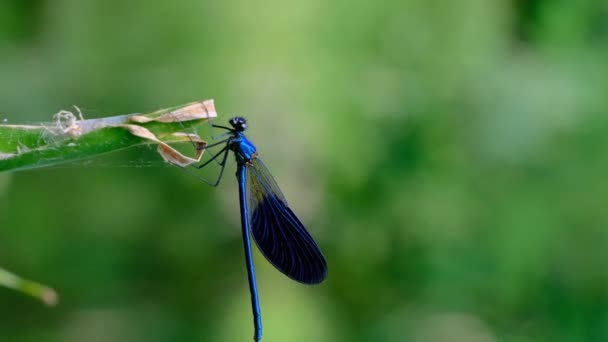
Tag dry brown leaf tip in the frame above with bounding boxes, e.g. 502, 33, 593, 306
129, 100, 217, 124
119, 124, 205, 167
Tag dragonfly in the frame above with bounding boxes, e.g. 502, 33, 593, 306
190, 117, 327, 341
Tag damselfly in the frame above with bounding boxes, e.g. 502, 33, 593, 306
191, 117, 327, 341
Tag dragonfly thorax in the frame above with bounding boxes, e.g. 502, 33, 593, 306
229, 133, 258, 166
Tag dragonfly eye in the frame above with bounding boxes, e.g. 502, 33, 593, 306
229, 116, 248, 132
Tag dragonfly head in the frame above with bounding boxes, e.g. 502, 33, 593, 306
229, 116, 248, 132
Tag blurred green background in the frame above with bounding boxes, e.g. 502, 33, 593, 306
1, 1, 608, 341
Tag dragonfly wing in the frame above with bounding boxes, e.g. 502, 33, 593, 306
247, 158, 327, 284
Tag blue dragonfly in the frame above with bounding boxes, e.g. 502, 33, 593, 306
190, 117, 327, 341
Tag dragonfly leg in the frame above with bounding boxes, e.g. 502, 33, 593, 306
184, 146, 230, 187
194, 139, 230, 166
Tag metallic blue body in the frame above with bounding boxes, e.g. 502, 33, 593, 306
237, 164, 263, 342
230, 133, 257, 165
233, 133, 262, 341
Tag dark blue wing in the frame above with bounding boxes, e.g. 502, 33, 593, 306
247, 158, 327, 284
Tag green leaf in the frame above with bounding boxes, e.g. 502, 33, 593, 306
0, 267, 58, 306
0, 100, 217, 172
